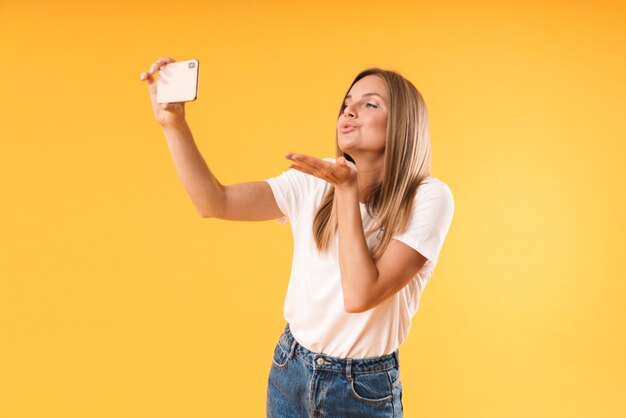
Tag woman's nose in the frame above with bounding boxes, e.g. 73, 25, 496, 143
343, 105, 356, 118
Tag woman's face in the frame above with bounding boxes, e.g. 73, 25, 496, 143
337, 74, 389, 158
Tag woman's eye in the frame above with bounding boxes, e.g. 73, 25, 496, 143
342, 101, 378, 110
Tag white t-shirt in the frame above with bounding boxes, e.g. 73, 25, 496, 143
265, 160, 454, 358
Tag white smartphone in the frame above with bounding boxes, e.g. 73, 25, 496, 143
156, 59, 199, 104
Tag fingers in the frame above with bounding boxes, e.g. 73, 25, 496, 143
285, 153, 325, 173
285, 153, 325, 168
287, 162, 316, 177
139, 71, 153, 82
285, 153, 342, 178
139, 56, 176, 82
149, 56, 175, 74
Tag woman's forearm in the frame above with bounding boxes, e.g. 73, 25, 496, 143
161, 122, 226, 217
335, 188, 379, 313
281, 153, 379, 311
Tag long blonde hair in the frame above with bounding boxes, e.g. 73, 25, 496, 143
313, 68, 432, 260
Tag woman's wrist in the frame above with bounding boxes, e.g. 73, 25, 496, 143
160, 118, 189, 131
334, 182, 359, 202
161, 120, 193, 140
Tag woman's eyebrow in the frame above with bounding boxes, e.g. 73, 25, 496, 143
345, 92, 385, 100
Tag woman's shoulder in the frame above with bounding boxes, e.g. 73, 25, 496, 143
418, 176, 452, 192
415, 176, 454, 205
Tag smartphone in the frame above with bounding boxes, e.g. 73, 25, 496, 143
156, 59, 199, 104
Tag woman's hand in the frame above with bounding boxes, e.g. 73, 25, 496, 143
139, 56, 186, 128
285, 153, 358, 192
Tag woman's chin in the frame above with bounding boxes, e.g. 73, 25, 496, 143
337, 140, 356, 153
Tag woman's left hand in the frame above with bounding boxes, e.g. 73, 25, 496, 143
285, 153, 358, 191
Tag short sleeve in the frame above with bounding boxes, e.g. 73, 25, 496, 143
264, 168, 310, 225
393, 179, 455, 265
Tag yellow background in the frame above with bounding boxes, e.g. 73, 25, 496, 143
1, 0, 624, 416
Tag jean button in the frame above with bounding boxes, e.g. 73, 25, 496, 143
316, 357, 325, 365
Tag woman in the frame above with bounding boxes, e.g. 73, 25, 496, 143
140, 57, 454, 417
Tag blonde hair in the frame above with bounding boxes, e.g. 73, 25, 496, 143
313, 68, 432, 260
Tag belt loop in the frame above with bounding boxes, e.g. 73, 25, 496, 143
393, 350, 400, 369
288, 340, 297, 360
346, 358, 353, 381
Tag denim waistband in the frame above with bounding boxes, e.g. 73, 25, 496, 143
279, 323, 400, 375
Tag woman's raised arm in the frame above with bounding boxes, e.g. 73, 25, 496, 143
140, 57, 283, 221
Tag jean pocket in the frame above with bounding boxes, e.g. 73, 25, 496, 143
388, 364, 402, 388
271, 336, 290, 368
349, 369, 394, 403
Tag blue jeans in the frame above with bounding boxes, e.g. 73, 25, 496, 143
266, 323, 403, 418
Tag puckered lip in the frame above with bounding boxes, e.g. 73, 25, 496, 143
339, 122, 358, 131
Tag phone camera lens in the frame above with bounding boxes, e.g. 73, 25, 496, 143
189, 62, 196, 69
